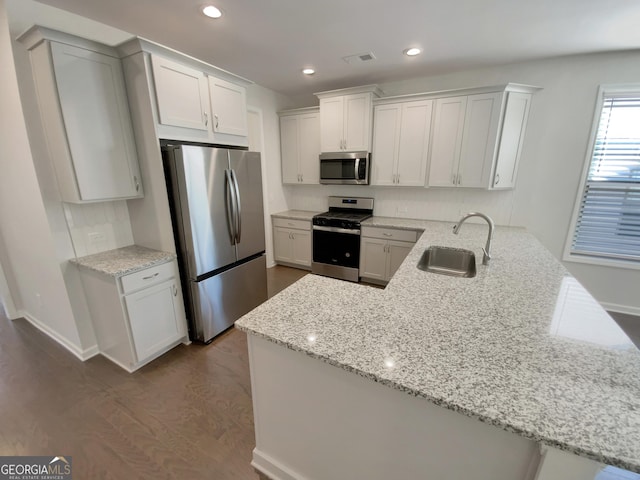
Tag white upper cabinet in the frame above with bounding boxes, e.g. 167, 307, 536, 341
491, 92, 532, 189
19, 27, 143, 203
151, 55, 209, 131
316, 85, 381, 152
427, 85, 538, 189
280, 108, 320, 184
208, 76, 248, 139
372, 99, 433, 186
145, 49, 250, 147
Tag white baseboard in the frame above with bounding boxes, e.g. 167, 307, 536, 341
601, 302, 640, 317
19, 311, 99, 361
251, 449, 308, 480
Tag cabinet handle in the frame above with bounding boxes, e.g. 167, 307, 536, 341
495, 173, 500, 185
142, 272, 159, 280
452, 173, 456, 185
300, 174, 303, 182
214, 114, 219, 130
383, 233, 393, 237
458, 174, 462, 185
173, 284, 178, 296
204, 112, 209, 126
134, 176, 140, 192
396, 174, 400, 184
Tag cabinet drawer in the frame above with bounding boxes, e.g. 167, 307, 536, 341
120, 261, 177, 294
361, 226, 418, 243
272, 217, 311, 230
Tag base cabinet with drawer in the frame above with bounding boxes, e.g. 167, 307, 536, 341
360, 227, 419, 284
79, 259, 188, 372
273, 218, 312, 269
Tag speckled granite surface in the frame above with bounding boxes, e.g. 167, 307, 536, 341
70, 245, 176, 277
271, 210, 320, 221
236, 219, 640, 472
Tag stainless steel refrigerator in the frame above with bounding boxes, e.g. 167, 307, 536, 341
162, 142, 268, 343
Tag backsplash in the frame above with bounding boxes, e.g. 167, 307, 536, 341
285, 185, 518, 226
63, 201, 134, 258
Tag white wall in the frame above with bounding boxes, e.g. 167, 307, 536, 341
281, 51, 640, 313
0, 0, 84, 351
247, 83, 297, 266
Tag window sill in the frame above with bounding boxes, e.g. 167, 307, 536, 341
563, 252, 640, 271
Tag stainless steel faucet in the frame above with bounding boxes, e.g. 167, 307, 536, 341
453, 212, 495, 265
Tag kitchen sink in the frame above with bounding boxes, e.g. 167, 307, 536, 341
417, 246, 477, 278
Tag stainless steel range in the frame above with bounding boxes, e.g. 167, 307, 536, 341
312, 196, 374, 282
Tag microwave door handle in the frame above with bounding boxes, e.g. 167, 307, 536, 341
354, 158, 360, 181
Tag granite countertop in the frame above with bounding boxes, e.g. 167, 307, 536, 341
236, 218, 640, 472
70, 245, 176, 277
271, 210, 320, 221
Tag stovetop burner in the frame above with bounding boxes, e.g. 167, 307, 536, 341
312, 196, 374, 230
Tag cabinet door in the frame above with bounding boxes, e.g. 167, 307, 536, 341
359, 237, 387, 281
458, 93, 502, 188
371, 104, 401, 186
397, 100, 433, 186
273, 227, 293, 263
298, 113, 320, 184
344, 93, 372, 151
387, 241, 413, 280
280, 116, 300, 184
208, 76, 248, 137
124, 279, 183, 362
51, 43, 141, 201
428, 96, 467, 187
291, 230, 312, 267
151, 55, 209, 131
492, 92, 531, 189
320, 96, 345, 152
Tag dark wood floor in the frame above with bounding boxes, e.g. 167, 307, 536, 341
0, 265, 306, 480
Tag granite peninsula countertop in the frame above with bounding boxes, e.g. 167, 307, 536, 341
70, 245, 176, 277
236, 218, 640, 472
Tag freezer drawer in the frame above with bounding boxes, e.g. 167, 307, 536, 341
189, 254, 268, 342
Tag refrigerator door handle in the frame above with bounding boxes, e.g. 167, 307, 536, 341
224, 169, 238, 244
230, 169, 242, 243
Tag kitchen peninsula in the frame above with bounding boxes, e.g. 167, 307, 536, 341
236, 219, 640, 480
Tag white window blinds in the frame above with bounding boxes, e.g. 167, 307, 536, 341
570, 93, 640, 262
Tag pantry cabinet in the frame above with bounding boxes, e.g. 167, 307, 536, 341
79, 259, 188, 372
371, 99, 433, 186
273, 218, 312, 269
316, 85, 382, 153
359, 227, 418, 284
280, 108, 320, 184
18, 27, 143, 203
427, 85, 536, 189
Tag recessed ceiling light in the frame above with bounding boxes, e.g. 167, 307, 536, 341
404, 47, 422, 57
202, 5, 222, 18
302, 68, 315, 75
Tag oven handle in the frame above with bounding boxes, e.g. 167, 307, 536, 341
313, 225, 361, 235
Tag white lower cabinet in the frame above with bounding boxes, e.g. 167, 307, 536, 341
80, 259, 188, 372
359, 227, 418, 284
273, 218, 312, 269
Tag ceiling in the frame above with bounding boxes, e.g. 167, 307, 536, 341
32, 0, 640, 99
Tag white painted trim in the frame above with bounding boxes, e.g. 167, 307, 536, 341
0, 259, 17, 319
602, 302, 640, 317
251, 448, 310, 480
563, 83, 640, 270
19, 310, 99, 361
278, 106, 319, 116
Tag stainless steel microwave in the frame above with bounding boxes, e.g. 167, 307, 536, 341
319, 151, 370, 185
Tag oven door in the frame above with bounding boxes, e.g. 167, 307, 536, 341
312, 227, 360, 269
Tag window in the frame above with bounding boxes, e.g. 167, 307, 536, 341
565, 85, 640, 267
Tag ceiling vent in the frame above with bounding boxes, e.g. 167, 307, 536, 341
342, 52, 377, 65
